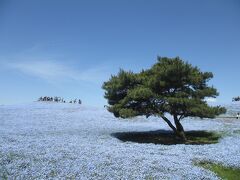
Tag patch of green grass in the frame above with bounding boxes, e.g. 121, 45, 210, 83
185, 131, 221, 145
112, 130, 222, 145
0, 167, 9, 180
145, 175, 156, 180
196, 161, 240, 180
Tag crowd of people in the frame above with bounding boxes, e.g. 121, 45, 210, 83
38, 96, 82, 104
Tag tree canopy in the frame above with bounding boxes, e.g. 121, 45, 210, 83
102, 57, 226, 140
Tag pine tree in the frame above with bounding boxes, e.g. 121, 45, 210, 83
102, 57, 226, 141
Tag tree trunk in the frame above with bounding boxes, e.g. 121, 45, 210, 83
160, 115, 177, 133
174, 115, 187, 141
160, 115, 187, 142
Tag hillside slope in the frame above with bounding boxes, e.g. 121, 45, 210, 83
0, 102, 240, 179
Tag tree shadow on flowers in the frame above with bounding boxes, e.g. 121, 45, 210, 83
112, 130, 221, 145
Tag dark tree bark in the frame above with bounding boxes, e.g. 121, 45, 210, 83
160, 116, 177, 133
174, 115, 187, 141
160, 115, 187, 141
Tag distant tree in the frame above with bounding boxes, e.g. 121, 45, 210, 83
102, 57, 226, 141
232, 96, 240, 102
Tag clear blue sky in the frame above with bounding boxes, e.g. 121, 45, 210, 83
0, 0, 239, 106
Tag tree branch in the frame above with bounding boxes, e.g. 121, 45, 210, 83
179, 114, 184, 120
174, 115, 185, 132
160, 115, 177, 133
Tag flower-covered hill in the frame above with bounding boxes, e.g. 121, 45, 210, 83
0, 102, 240, 179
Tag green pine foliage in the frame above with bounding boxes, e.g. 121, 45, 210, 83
102, 57, 226, 140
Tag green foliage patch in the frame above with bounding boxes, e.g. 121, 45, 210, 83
196, 161, 240, 180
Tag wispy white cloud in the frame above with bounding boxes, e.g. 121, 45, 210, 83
5, 60, 110, 84
205, 97, 217, 103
